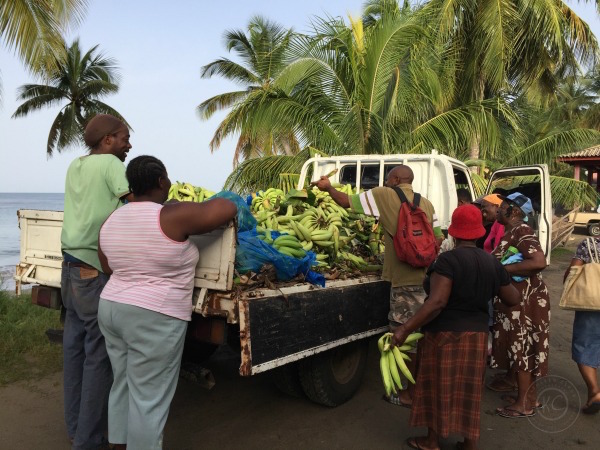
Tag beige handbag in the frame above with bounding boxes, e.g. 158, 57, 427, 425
560, 238, 600, 311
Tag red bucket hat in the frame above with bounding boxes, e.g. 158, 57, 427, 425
448, 204, 486, 240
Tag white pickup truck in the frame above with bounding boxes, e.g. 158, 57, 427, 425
15, 151, 552, 406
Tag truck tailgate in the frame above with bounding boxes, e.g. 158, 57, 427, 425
238, 277, 389, 375
16, 209, 64, 289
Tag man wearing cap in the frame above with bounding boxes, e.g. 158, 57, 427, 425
312, 165, 444, 407
61, 114, 132, 449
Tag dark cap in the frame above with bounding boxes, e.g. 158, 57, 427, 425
84, 114, 125, 149
472, 195, 485, 205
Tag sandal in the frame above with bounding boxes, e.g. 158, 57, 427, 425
496, 406, 536, 418
486, 377, 517, 392
500, 394, 543, 409
382, 393, 411, 408
406, 437, 439, 450
582, 401, 600, 415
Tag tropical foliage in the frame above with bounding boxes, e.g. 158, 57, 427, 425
12, 39, 126, 156
0, 0, 88, 96
198, 16, 300, 166
200, 1, 600, 207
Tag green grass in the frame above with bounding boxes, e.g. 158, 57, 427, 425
0, 290, 63, 385
551, 247, 574, 259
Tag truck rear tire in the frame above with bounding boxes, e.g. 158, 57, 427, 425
270, 362, 305, 398
298, 340, 368, 407
588, 223, 600, 236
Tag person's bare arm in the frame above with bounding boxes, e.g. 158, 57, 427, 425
97, 243, 113, 276
311, 177, 350, 208
160, 198, 238, 242
563, 258, 583, 283
498, 283, 520, 307
391, 273, 452, 347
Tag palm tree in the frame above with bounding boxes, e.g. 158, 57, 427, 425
415, 0, 600, 161
197, 16, 300, 166
224, 11, 518, 190
12, 38, 127, 156
0, 0, 88, 95
213, 4, 600, 207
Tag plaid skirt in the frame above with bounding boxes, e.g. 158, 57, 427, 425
410, 331, 487, 440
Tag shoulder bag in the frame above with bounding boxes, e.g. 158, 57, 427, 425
559, 237, 600, 311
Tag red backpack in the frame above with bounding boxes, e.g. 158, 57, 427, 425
391, 187, 439, 268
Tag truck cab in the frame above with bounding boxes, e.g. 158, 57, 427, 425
297, 151, 552, 259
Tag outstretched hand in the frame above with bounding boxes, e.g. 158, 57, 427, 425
310, 176, 332, 192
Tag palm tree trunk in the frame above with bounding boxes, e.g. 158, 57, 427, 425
469, 75, 485, 173
469, 135, 480, 173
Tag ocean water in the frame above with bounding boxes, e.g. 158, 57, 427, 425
0, 193, 64, 291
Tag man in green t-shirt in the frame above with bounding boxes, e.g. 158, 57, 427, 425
61, 114, 133, 449
313, 165, 444, 407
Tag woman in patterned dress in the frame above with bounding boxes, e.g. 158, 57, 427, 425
490, 192, 550, 418
564, 238, 600, 414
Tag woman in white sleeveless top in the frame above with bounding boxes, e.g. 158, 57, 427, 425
97, 155, 237, 450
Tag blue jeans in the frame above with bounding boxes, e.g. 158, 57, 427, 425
61, 263, 112, 449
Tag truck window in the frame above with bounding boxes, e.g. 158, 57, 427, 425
339, 164, 380, 189
360, 164, 380, 189
339, 164, 357, 186
453, 168, 470, 187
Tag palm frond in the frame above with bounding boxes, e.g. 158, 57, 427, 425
550, 175, 598, 208
196, 90, 250, 120
505, 128, 600, 165
223, 148, 313, 192
200, 58, 260, 85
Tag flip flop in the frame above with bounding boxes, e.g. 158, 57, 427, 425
500, 394, 543, 409
496, 406, 536, 418
406, 437, 438, 450
582, 401, 600, 415
382, 393, 411, 408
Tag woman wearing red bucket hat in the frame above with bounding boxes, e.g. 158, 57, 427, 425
393, 205, 519, 450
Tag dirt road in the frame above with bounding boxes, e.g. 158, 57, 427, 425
2, 233, 600, 449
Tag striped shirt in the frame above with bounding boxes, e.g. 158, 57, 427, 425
349, 184, 442, 287
99, 202, 200, 321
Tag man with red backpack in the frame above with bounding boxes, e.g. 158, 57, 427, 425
313, 165, 444, 406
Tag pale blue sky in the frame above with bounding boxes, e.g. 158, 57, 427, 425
0, 1, 598, 193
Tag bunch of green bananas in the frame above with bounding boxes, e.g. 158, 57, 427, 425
257, 229, 308, 259
378, 332, 423, 397
167, 182, 215, 202
250, 188, 285, 214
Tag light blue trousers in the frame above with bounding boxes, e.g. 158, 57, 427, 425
98, 299, 187, 450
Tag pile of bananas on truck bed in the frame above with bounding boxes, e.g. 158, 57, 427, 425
251, 186, 383, 273
167, 182, 384, 275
